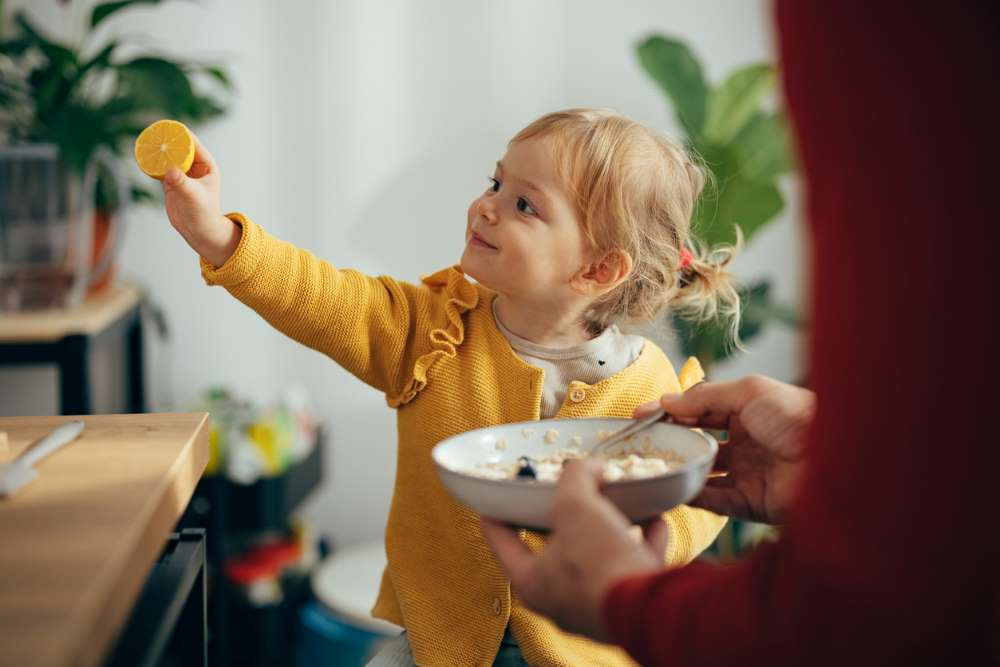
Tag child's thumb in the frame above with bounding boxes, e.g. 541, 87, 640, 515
162, 168, 189, 195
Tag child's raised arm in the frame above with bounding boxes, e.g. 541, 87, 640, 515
149, 130, 454, 403
159, 132, 242, 269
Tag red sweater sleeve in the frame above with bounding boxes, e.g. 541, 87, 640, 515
604, 3, 999, 665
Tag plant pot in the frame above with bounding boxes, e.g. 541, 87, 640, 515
0, 144, 127, 311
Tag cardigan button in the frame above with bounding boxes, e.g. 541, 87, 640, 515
569, 388, 586, 403
492, 597, 503, 616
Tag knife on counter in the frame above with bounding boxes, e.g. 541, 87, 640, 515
0, 420, 85, 498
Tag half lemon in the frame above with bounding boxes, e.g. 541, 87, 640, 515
134, 119, 196, 180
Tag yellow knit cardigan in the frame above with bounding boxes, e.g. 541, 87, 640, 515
201, 214, 726, 667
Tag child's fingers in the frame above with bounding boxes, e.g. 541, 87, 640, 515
186, 131, 217, 178
162, 167, 188, 194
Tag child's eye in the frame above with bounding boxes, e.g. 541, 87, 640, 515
488, 177, 500, 192
516, 197, 537, 216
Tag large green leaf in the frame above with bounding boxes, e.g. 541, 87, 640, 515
114, 56, 197, 117
14, 13, 80, 121
744, 298, 803, 328
692, 141, 783, 247
28, 66, 73, 122
3, 3, 233, 205
94, 97, 145, 141
0, 36, 33, 57
203, 65, 234, 90
704, 63, 774, 144
42, 102, 110, 171
711, 175, 784, 247
90, 0, 164, 28
79, 41, 118, 77
130, 184, 158, 204
188, 94, 226, 121
690, 142, 739, 244
671, 315, 700, 361
637, 35, 708, 141
730, 281, 771, 354
729, 111, 793, 180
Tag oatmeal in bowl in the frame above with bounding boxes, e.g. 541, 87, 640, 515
466, 446, 685, 483
431, 417, 717, 530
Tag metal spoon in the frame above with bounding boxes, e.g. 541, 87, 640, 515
589, 407, 666, 456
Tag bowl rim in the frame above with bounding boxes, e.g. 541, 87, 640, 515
431, 416, 718, 489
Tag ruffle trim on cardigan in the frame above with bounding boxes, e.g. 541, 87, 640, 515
386, 266, 480, 408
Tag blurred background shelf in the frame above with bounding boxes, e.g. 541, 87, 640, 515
194, 433, 325, 536
179, 429, 326, 667
0, 284, 146, 415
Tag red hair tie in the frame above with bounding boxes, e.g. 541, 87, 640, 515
680, 248, 693, 269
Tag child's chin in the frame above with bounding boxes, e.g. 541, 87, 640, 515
460, 256, 491, 287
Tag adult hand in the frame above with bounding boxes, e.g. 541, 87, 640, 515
482, 375, 815, 640
640, 375, 815, 524
481, 458, 667, 642
161, 132, 241, 268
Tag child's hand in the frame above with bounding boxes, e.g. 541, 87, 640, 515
161, 133, 242, 268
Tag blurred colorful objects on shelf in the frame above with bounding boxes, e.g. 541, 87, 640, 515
197, 386, 318, 483
223, 518, 321, 607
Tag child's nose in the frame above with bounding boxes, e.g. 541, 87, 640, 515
476, 198, 498, 224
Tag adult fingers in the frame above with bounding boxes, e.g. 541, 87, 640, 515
640, 517, 669, 558
633, 400, 660, 418
712, 441, 734, 471
480, 518, 535, 582
635, 398, 728, 430
659, 376, 777, 426
550, 457, 630, 532
554, 457, 607, 504
688, 486, 744, 518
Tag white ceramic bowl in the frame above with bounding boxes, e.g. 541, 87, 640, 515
432, 417, 717, 530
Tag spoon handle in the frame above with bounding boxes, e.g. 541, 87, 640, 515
592, 408, 666, 454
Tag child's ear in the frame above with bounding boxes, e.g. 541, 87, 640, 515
572, 250, 633, 296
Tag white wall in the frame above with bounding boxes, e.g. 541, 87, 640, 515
1, 0, 802, 546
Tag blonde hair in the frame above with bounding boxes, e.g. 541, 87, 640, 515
511, 108, 743, 347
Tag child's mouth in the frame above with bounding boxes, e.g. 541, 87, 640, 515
469, 232, 498, 250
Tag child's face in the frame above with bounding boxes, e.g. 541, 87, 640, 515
461, 137, 592, 303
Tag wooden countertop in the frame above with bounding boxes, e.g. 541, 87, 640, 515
0, 284, 142, 342
0, 412, 209, 667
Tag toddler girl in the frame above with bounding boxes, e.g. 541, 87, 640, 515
160, 108, 741, 667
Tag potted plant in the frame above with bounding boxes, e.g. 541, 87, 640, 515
637, 35, 802, 559
637, 35, 802, 373
0, 0, 232, 304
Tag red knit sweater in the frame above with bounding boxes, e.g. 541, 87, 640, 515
603, 3, 999, 665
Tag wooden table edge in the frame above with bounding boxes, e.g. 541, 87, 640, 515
0, 284, 143, 343
72, 412, 210, 667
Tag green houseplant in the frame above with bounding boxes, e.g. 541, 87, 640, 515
0, 0, 232, 202
637, 35, 802, 559
0, 0, 233, 303
637, 35, 800, 371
